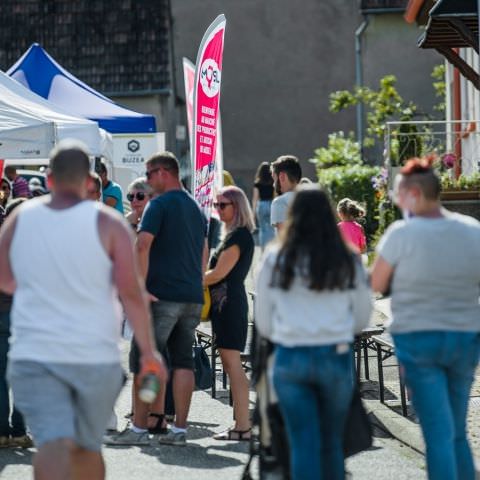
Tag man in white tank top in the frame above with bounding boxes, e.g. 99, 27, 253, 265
0, 141, 166, 480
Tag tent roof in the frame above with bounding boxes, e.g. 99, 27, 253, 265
0, 69, 104, 156
7, 44, 157, 134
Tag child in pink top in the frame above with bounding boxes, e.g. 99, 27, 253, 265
337, 198, 367, 253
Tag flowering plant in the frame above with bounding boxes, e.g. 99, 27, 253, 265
441, 152, 456, 170
371, 167, 389, 201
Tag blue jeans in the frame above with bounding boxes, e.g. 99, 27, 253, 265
393, 331, 480, 480
273, 345, 353, 480
0, 311, 26, 437
256, 200, 274, 248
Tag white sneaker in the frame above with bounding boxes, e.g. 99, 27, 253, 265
104, 428, 150, 446
158, 430, 186, 447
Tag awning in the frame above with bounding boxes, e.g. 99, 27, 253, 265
417, 0, 479, 89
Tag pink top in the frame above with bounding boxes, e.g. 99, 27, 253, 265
338, 221, 366, 253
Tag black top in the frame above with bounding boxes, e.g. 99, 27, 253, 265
254, 182, 274, 201
210, 227, 254, 292
139, 190, 207, 304
209, 226, 254, 350
0, 292, 12, 313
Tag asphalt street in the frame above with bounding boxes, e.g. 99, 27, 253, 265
0, 338, 427, 479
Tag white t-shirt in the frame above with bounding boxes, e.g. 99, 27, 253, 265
270, 191, 294, 227
377, 211, 480, 334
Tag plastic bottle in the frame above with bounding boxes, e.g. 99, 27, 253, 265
139, 373, 160, 403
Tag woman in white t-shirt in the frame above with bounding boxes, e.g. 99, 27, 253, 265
371, 156, 480, 480
255, 185, 372, 480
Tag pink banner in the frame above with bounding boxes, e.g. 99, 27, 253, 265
0, 160, 4, 180
182, 57, 195, 143
192, 15, 226, 216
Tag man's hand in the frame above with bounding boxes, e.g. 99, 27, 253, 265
139, 350, 168, 384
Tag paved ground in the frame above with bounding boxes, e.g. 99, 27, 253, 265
0, 358, 427, 480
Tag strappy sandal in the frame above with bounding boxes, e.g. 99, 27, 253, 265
148, 413, 168, 434
213, 427, 251, 441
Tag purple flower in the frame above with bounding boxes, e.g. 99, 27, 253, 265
442, 153, 456, 169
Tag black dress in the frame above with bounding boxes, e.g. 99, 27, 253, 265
209, 227, 254, 351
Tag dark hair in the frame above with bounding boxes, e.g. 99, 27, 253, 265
400, 155, 440, 201
337, 198, 365, 221
4, 165, 16, 176
147, 151, 179, 177
50, 142, 90, 184
98, 160, 108, 175
270, 155, 302, 184
254, 162, 273, 185
271, 186, 355, 291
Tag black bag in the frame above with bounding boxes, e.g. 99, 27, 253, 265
193, 343, 213, 391
343, 385, 373, 458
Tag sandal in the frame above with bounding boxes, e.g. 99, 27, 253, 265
148, 413, 168, 434
213, 427, 251, 441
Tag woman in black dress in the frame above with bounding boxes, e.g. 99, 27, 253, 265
204, 186, 255, 440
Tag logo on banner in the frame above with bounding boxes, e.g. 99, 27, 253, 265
128, 140, 140, 152
200, 59, 221, 98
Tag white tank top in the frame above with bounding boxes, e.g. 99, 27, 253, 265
9, 198, 122, 364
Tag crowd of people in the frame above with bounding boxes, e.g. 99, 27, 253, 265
0, 145, 479, 480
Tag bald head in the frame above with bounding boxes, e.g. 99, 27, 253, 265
49, 141, 90, 185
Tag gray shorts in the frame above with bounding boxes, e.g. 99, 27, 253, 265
129, 300, 201, 373
8, 361, 124, 451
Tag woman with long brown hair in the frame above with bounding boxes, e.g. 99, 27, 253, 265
255, 185, 372, 479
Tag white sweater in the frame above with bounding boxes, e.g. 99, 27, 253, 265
254, 248, 372, 347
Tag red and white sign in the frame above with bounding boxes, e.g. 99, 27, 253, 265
192, 15, 226, 217
0, 159, 4, 180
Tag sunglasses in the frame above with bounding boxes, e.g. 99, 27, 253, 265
213, 202, 233, 210
1, 185, 10, 191
127, 192, 146, 202
145, 167, 168, 179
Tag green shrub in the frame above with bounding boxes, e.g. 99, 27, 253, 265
316, 164, 380, 239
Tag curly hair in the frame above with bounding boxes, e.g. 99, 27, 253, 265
271, 186, 355, 291
337, 198, 365, 221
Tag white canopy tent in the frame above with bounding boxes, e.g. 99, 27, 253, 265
0, 70, 110, 160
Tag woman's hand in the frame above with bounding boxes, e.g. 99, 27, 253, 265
204, 245, 241, 286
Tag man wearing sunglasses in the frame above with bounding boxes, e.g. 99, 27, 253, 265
108, 152, 207, 447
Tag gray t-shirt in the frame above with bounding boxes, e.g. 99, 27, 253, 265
377, 212, 480, 334
271, 191, 294, 227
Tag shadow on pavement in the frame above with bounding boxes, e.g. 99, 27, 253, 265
0, 447, 34, 473
140, 442, 246, 469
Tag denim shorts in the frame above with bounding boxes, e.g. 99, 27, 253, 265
129, 300, 201, 373
8, 361, 124, 451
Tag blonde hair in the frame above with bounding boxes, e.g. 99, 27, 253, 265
220, 186, 255, 232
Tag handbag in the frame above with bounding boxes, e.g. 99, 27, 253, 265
201, 287, 211, 321
343, 384, 373, 457
193, 341, 213, 390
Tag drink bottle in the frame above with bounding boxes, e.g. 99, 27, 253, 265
139, 368, 160, 403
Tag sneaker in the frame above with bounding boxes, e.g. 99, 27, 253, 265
158, 430, 186, 447
103, 428, 150, 446
10, 435, 33, 448
0, 436, 9, 448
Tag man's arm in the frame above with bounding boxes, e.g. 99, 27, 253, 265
98, 210, 166, 380
0, 212, 18, 294
136, 231, 154, 281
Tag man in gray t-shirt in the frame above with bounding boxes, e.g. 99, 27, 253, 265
270, 155, 302, 232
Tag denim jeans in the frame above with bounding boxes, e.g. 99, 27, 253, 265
393, 331, 480, 480
273, 344, 353, 480
0, 311, 26, 437
256, 200, 274, 248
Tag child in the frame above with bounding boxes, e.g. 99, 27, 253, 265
337, 198, 367, 254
